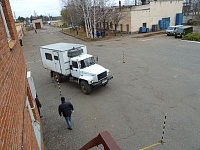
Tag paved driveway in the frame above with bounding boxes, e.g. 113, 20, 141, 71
23, 26, 200, 150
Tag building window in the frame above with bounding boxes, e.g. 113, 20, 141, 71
0, 2, 11, 41
45, 53, 52, 60
110, 22, 113, 29
143, 23, 147, 28
120, 24, 123, 32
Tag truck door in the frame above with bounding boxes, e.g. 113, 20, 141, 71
71, 61, 80, 78
53, 52, 62, 73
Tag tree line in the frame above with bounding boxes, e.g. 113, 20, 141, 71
183, 0, 200, 16
60, 0, 125, 38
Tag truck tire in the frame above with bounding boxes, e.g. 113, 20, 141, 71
50, 71, 54, 77
80, 81, 91, 95
54, 73, 62, 83
102, 81, 108, 86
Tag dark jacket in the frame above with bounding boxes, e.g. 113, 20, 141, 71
58, 101, 74, 117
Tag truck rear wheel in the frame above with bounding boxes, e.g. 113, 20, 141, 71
50, 71, 54, 77
54, 73, 62, 83
80, 81, 91, 95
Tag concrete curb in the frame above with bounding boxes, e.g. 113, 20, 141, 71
60, 30, 166, 42
131, 31, 166, 38
60, 31, 88, 42
181, 40, 200, 44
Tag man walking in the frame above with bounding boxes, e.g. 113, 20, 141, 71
58, 97, 74, 130
19, 39, 23, 46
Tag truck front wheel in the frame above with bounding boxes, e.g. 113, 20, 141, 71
80, 81, 91, 95
102, 81, 108, 86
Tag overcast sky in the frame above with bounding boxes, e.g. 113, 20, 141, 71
10, 0, 62, 18
9, 0, 133, 18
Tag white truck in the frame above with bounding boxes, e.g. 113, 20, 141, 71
40, 43, 113, 94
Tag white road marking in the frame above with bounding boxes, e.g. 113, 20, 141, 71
181, 40, 200, 44
141, 38, 154, 42
26, 60, 42, 64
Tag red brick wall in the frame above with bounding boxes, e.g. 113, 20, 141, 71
0, 0, 43, 149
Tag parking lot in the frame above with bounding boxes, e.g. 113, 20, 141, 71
23, 26, 200, 150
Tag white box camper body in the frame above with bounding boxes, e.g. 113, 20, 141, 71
40, 43, 87, 76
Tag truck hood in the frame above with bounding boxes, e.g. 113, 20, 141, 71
81, 64, 108, 75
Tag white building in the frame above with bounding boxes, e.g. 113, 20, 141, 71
117, 0, 183, 32
32, 19, 43, 29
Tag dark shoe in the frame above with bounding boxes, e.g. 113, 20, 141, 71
68, 128, 72, 130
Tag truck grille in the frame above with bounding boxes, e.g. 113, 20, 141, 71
98, 71, 107, 80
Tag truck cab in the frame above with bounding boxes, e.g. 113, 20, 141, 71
70, 53, 112, 94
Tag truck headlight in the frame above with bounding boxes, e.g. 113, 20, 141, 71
107, 72, 109, 76
88, 80, 94, 84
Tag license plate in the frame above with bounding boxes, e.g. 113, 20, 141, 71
102, 79, 107, 84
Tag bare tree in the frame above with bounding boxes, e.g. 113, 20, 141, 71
98, 0, 112, 31
61, 8, 69, 24
193, 0, 200, 15
60, 0, 116, 38
93, 0, 97, 38
78, 0, 93, 38
110, 6, 126, 36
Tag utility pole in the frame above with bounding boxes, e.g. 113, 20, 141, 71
14, 11, 17, 22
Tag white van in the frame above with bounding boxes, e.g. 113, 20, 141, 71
166, 25, 183, 36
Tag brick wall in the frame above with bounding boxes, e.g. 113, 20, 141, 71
0, 0, 43, 149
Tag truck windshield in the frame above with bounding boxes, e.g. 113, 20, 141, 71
80, 57, 95, 69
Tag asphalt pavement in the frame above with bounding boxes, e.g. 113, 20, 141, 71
23, 26, 200, 150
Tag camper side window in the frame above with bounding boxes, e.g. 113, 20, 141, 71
45, 53, 52, 60
72, 61, 78, 68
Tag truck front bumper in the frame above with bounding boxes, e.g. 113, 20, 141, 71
92, 75, 113, 87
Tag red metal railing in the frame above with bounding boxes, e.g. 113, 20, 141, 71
79, 131, 121, 150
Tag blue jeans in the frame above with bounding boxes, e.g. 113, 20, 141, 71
65, 116, 72, 129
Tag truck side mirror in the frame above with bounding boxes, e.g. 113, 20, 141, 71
94, 55, 98, 63
70, 65, 72, 70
